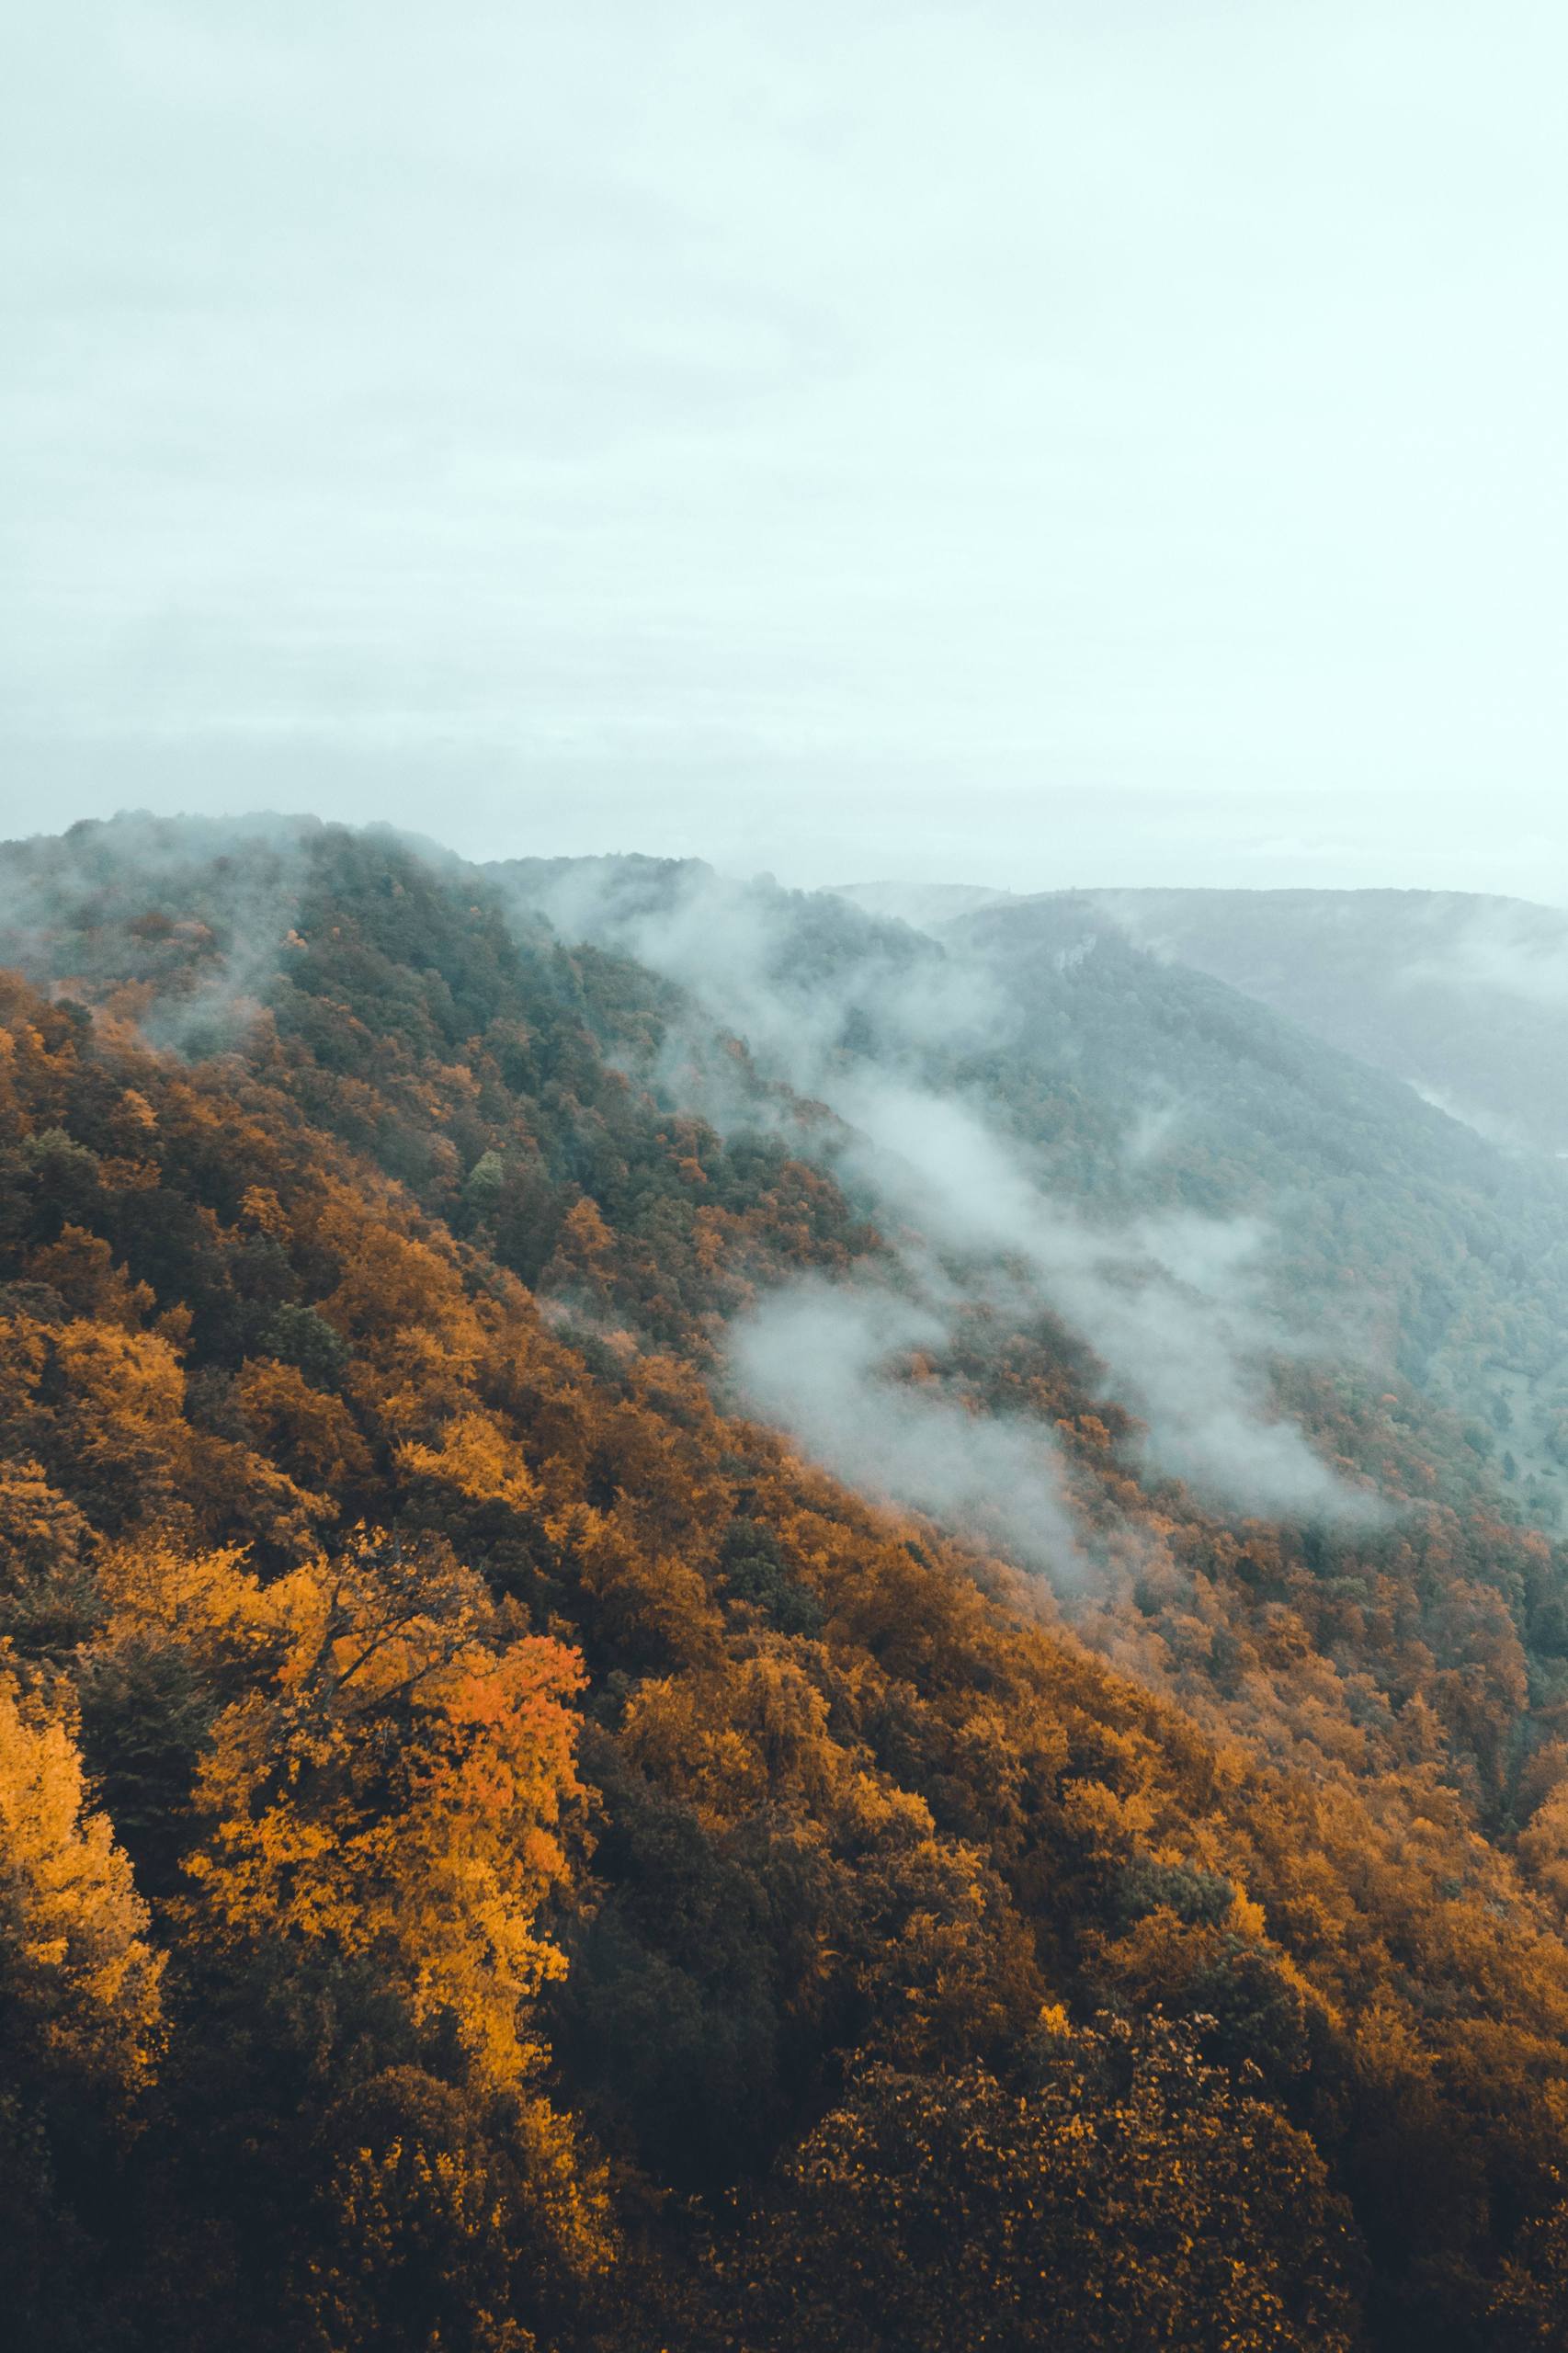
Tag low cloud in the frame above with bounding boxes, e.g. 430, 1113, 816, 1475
727, 1279, 1084, 1577
517, 858, 1377, 1540
831, 1075, 1376, 1524
1404, 901, 1568, 1012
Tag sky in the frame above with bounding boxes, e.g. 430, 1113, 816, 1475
3, 1, 1565, 895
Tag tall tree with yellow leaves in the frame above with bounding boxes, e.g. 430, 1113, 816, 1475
177, 1538, 585, 2092
0, 1665, 165, 2346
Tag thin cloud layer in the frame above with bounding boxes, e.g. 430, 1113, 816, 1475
520, 858, 1378, 1534
729, 1280, 1083, 1578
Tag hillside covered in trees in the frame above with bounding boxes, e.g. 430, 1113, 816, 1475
519, 855, 1568, 1532
1081, 886, 1568, 1158
842, 879, 1568, 1160
7, 815, 1568, 2349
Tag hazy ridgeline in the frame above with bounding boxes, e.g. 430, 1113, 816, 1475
842, 879, 1568, 1158
7, 813, 1568, 2350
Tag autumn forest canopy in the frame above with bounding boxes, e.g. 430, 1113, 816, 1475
10, 812, 1568, 2350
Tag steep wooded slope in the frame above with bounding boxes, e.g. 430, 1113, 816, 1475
4, 818, 1568, 2350
836, 878, 1568, 1159
510, 855, 1568, 1531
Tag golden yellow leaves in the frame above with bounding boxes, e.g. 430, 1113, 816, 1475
396, 1411, 541, 1517
0, 1669, 164, 2097
236, 1358, 373, 1495
23, 1226, 155, 1328
172, 1540, 585, 2090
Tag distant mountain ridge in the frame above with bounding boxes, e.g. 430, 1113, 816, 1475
1085, 887, 1568, 1158
831, 879, 1012, 927
837, 879, 1568, 1157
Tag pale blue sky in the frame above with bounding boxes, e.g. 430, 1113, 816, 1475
4, 2, 1565, 893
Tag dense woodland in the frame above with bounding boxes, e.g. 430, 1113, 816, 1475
842, 879, 1568, 1159
949, 892, 1568, 1511
506, 854, 1568, 1525
8, 817, 1568, 2347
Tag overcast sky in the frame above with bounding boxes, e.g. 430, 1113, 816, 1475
4, 1, 1565, 894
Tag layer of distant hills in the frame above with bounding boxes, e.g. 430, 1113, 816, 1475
840, 878, 1568, 1155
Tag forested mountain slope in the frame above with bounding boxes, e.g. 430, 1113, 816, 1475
512, 856, 1568, 1534
5, 816, 1568, 2349
1081, 887, 1568, 1156
947, 892, 1568, 1514
847, 880, 1568, 1160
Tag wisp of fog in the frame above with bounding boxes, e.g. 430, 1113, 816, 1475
509, 856, 1380, 1556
